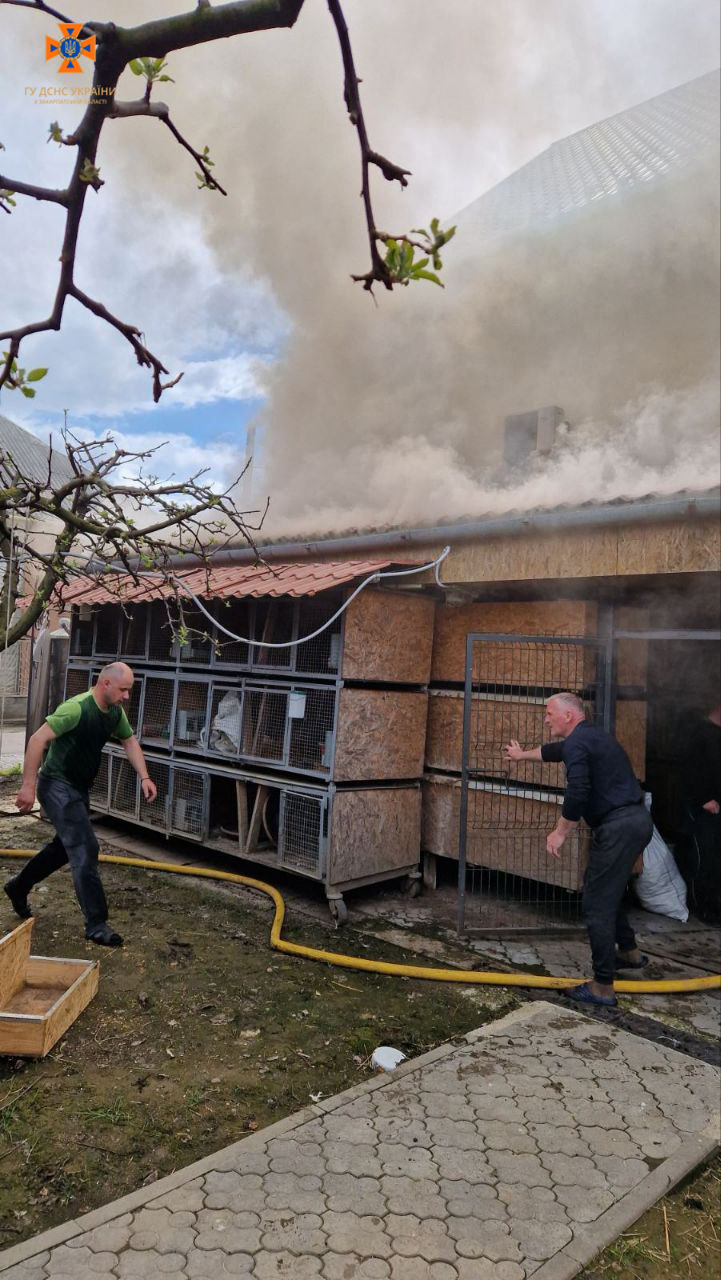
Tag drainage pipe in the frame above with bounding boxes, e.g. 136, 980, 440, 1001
116, 491, 720, 572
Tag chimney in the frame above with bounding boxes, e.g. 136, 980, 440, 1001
503, 405, 564, 467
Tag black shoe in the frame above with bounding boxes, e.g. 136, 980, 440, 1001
86, 924, 123, 948
4, 878, 32, 920
615, 951, 649, 971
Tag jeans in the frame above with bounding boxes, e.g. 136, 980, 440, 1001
583, 803, 654, 985
14, 775, 109, 933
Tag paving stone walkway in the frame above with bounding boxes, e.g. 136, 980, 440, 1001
1, 1002, 719, 1280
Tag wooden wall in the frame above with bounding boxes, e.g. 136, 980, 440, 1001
342, 590, 435, 684
335, 689, 428, 781
330, 787, 421, 883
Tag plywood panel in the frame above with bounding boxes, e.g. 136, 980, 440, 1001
342, 590, 435, 684
425, 692, 565, 786
431, 601, 598, 686
329, 787, 420, 883
421, 775, 587, 891
335, 689, 428, 781
615, 701, 647, 780
616, 518, 720, 576
0, 920, 32, 1007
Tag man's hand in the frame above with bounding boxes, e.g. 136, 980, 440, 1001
141, 778, 158, 803
546, 828, 567, 859
702, 799, 720, 814
504, 739, 525, 762
15, 783, 36, 814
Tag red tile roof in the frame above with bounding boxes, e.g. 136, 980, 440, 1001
59, 559, 424, 606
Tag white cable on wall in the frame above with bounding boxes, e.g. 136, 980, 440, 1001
171, 545, 452, 650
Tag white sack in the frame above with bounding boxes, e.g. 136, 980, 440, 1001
634, 824, 689, 922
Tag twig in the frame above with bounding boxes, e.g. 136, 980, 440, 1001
663, 1204, 671, 1259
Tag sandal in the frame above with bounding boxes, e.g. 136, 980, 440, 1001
565, 982, 617, 1008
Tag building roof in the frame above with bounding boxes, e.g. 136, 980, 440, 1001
456, 68, 720, 244
0, 413, 75, 487
59, 558, 424, 606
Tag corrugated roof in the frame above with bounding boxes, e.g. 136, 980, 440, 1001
59, 559, 423, 606
0, 414, 75, 487
456, 68, 720, 244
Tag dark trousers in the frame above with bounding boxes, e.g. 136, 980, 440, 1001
583, 804, 654, 985
14, 775, 108, 933
681, 808, 721, 924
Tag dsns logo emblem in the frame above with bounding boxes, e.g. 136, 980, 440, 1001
46, 23, 96, 74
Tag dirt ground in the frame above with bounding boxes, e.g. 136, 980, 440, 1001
0, 802, 718, 1275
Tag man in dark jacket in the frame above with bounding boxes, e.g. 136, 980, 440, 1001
505, 691, 652, 1007
680, 704, 721, 923
5, 663, 157, 946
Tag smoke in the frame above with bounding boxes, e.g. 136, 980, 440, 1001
2, 0, 719, 533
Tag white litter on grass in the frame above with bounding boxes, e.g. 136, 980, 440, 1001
371, 1046, 407, 1072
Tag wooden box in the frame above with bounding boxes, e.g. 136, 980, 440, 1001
421, 773, 589, 892
0, 920, 99, 1058
334, 688, 428, 781
342, 590, 435, 685
425, 691, 647, 782
430, 600, 598, 687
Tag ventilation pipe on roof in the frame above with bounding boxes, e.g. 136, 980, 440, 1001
503, 405, 565, 468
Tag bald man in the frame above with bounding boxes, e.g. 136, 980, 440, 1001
5, 663, 157, 946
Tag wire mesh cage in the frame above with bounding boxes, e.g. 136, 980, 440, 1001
278, 791, 325, 876
171, 603, 213, 666
170, 767, 206, 839
65, 666, 91, 701
211, 597, 252, 667
140, 676, 175, 749
252, 599, 295, 670
140, 758, 171, 830
94, 604, 120, 657
208, 682, 243, 760
70, 607, 94, 657
120, 603, 149, 659
126, 675, 143, 734
287, 687, 336, 774
108, 754, 139, 819
241, 685, 289, 765
294, 598, 342, 675
89, 751, 110, 811
148, 601, 176, 663
458, 636, 602, 931
173, 680, 210, 751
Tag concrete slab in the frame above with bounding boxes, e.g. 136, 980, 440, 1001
1, 1002, 718, 1279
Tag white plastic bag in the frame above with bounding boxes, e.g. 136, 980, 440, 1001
634, 824, 689, 922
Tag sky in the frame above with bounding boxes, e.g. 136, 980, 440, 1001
0, 0, 719, 534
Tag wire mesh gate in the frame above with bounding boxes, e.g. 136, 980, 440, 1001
457, 633, 609, 934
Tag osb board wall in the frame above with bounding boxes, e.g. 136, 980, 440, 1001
334, 688, 428, 782
425, 693, 564, 787
342, 590, 434, 685
615, 701, 647, 779
430, 601, 598, 686
329, 787, 421, 882
425, 692, 648, 782
421, 777, 587, 891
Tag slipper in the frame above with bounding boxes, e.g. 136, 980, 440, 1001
615, 953, 649, 971
565, 982, 617, 1008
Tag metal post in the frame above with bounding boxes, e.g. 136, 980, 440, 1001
597, 602, 615, 733
457, 632, 475, 934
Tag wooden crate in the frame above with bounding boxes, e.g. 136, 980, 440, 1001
421, 774, 589, 891
430, 600, 598, 687
329, 786, 421, 885
342, 590, 435, 684
0, 920, 99, 1058
335, 689, 428, 781
425, 691, 647, 782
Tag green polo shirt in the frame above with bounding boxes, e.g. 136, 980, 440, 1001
40, 690, 134, 791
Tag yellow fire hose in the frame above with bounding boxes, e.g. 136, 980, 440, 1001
2, 848, 720, 995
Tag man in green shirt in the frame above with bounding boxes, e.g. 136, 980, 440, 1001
5, 663, 157, 946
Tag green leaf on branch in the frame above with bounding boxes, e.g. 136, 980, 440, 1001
48, 121, 64, 145
79, 159, 103, 187
129, 57, 174, 85
27, 368, 48, 383
20, 387, 36, 398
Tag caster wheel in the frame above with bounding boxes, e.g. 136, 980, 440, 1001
402, 876, 422, 899
328, 898, 348, 925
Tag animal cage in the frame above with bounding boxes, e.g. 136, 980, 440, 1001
92, 748, 421, 921
68, 587, 434, 684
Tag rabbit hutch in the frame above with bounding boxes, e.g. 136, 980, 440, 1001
64, 560, 434, 923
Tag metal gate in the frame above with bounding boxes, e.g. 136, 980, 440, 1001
457, 633, 609, 933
